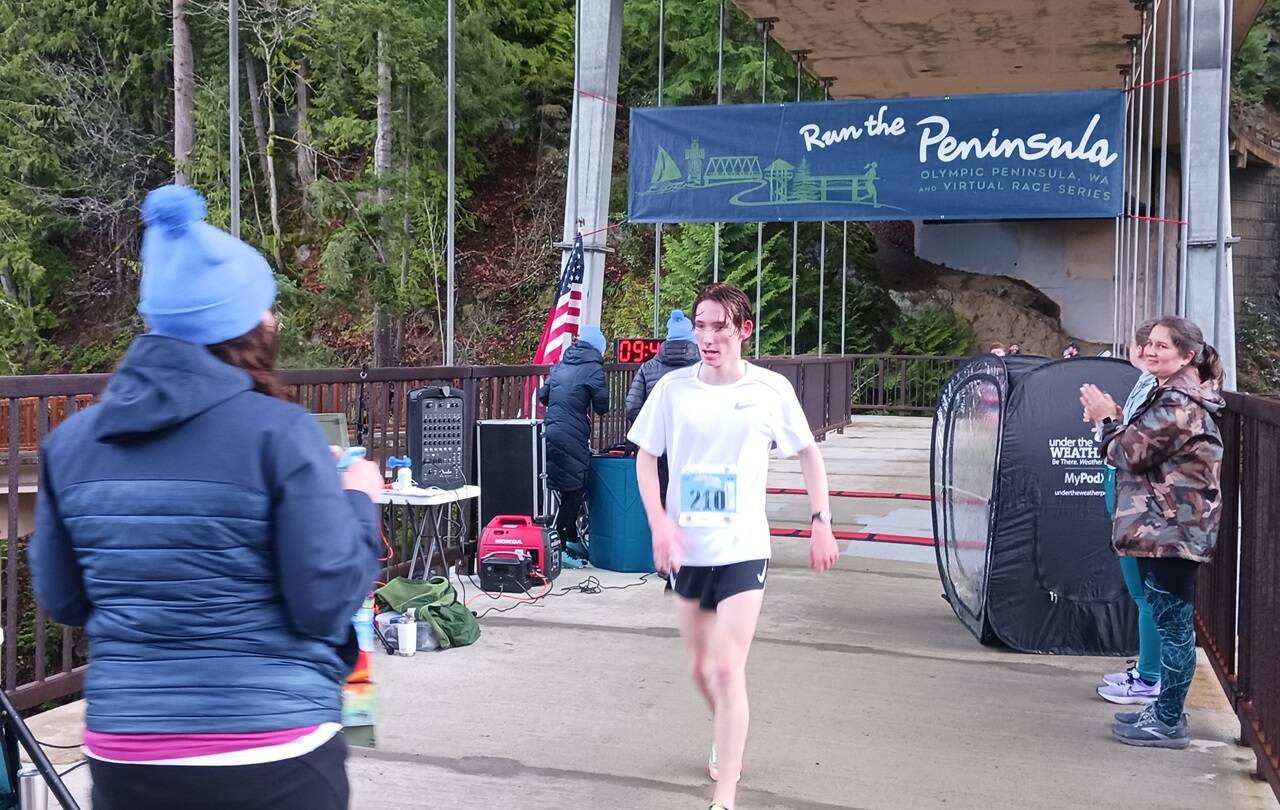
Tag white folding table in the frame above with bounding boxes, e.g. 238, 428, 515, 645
375, 485, 480, 579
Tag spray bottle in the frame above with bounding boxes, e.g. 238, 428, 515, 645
387, 455, 413, 491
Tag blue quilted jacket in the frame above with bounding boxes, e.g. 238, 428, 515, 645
537, 340, 609, 491
29, 336, 379, 733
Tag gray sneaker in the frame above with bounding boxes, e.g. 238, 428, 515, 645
1112, 709, 1190, 749
1114, 709, 1143, 724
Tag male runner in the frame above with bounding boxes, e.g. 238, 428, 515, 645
628, 283, 840, 810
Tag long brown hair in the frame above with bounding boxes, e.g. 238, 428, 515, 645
1154, 316, 1223, 385
207, 321, 290, 400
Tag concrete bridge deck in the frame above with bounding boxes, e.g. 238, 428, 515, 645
28, 417, 1273, 809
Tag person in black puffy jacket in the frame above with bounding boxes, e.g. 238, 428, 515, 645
538, 325, 609, 554
625, 310, 700, 422
625, 310, 700, 506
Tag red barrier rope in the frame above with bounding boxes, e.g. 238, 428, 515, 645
1126, 70, 1191, 93
766, 487, 931, 502
575, 88, 625, 108
577, 221, 626, 239
770, 527, 934, 547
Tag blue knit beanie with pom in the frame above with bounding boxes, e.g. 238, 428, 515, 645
665, 310, 694, 343
577, 325, 606, 354
138, 184, 277, 345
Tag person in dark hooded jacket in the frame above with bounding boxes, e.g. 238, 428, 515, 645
28, 185, 383, 810
625, 309, 700, 422
625, 309, 699, 507
538, 325, 609, 554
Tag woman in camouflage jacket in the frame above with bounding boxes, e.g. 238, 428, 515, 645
1080, 316, 1224, 751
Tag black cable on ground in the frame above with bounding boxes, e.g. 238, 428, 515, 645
58, 759, 87, 778
472, 572, 654, 619
35, 740, 80, 750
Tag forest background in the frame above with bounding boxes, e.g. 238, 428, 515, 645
2, 0, 1278, 388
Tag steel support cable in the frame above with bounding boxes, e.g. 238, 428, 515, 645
653, 0, 665, 337
754, 19, 772, 357
789, 50, 806, 356
1140, 1, 1161, 321
1129, 9, 1149, 343
1121, 42, 1140, 344
1177, 0, 1195, 314
1155, 0, 1175, 312
713, 0, 724, 282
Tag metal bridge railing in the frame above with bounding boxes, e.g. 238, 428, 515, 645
1, 353, 946, 709
1195, 391, 1280, 800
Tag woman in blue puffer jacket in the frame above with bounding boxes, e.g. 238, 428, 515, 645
28, 185, 383, 810
538, 326, 610, 554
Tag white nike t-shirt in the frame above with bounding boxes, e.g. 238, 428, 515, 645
626, 361, 815, 566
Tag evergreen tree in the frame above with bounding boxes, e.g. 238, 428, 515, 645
791, 158, 820, 202
0, 0, 986, 372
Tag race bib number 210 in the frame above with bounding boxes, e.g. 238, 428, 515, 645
678, 465, 737, 527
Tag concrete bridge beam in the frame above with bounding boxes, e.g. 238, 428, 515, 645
1182, 0, 1238, 388
560, 0, 624, 330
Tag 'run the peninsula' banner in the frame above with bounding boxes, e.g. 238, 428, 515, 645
627, 90, 1124, 223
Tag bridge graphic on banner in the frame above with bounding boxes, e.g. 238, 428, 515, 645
647, 138, 894, 211
627, 91, 1125, 223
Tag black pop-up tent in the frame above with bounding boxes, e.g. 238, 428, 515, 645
932, 353, 1142, 655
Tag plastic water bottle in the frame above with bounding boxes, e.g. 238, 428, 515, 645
352, 601, 375, 653
395, 466, 413, 491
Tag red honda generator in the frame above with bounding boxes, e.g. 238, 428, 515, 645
477, 515, 561, 593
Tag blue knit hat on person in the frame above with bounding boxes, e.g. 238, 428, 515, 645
665, 309, 694, 343
138, 184, 277, 346
577, 325, 606, 354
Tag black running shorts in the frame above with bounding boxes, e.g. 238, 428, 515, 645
673, 559, 769, 610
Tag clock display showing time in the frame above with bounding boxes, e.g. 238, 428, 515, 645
614, 338, 663, 364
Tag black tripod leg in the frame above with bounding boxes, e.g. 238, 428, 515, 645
0, 690, 81, 810
3, 720, 19, 809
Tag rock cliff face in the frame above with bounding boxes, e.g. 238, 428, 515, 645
874, 240, 1107, 357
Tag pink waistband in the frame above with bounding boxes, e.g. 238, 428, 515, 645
83, 726, 319, 762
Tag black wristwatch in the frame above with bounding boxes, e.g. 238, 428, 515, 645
811, 510, 832, 525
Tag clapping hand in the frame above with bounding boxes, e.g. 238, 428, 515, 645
1079, 384, 1121, 424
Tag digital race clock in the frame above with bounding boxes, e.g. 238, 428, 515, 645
614, 337, 663, 364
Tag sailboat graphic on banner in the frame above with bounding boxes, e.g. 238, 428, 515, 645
649, 147, 683, 191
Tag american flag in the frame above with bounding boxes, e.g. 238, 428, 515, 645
531, 233, 586, 365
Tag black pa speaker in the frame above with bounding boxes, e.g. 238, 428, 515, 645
476, 419, 549, 528
407, 385, 467, 489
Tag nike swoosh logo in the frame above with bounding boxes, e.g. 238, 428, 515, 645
757, 562, 768, 583
735, 402, 756, 410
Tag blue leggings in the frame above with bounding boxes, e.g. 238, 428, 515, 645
1141, 563, 1198, 726
1119, 556, 1162, 683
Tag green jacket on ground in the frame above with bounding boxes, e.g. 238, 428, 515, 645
374, 576, 481, 650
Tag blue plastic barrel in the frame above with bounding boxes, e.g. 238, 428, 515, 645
587, 455, 654, 572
